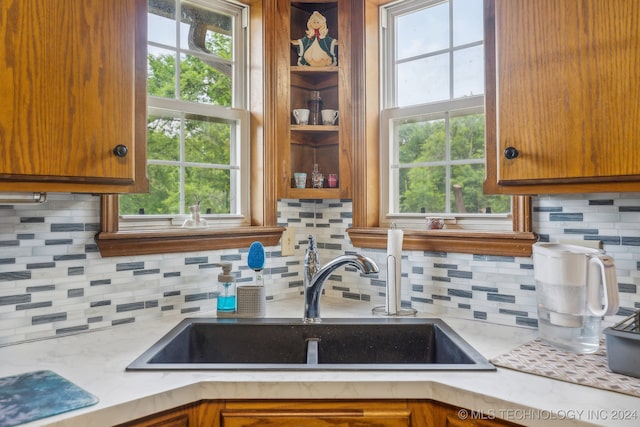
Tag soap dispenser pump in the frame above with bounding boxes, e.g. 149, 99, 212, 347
216, 262, 236, 314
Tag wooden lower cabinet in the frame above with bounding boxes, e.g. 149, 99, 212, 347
118, 400, 521, 427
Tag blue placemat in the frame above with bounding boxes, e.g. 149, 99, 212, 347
0, 370, 99, 427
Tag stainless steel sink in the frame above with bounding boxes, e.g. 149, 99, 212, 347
126, 318, 495, 371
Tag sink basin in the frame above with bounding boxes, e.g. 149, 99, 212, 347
126, 318, 495, 371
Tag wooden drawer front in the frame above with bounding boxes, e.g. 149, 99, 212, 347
221, 409, 410, 427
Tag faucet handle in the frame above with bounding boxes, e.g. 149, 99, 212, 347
307, 234, 316, 248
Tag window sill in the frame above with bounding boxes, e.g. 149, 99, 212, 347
347, 227, 537, 257
95, 226, 285, 257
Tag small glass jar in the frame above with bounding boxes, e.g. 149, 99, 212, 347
311, 164, 323, 188
307, 91, 322, 125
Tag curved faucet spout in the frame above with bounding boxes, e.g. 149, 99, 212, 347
304, 253, 379, 322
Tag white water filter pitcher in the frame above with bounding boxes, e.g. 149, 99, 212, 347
532, 243, 619, 354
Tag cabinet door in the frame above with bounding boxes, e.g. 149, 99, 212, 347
222, 400, 410, 427
0, 0, 148, 193
484, 0, 640, 194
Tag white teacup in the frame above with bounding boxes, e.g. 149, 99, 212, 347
293, 109, 310, 125
321, 109, 339, 125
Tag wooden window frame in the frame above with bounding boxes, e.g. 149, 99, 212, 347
346, 0, 536, 257
95, 0, 284, 257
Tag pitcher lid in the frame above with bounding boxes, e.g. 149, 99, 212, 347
532, 242, 603, 257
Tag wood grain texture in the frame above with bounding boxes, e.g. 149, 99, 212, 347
348, 227, 536, 257
95, 226, 284, 257
489, 0, 640, 191
222, 400, 411, 427
0, 0, 147, 192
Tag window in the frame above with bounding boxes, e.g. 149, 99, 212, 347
348, 0, 534, 256
119, 0, 249, 230
380, 0, 511, 230
96, 0, 284, 257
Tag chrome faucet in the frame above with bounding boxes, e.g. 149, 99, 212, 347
303, 235, 379, 322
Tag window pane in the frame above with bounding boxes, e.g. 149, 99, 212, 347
180, 2, 232, 59
383, 0, 512, 222
147, 113, 180, 161
180, 53, 232, 106
398, 118, 446, 163
452, 0, 483, 46
450, 114, 484, 161
184, 115, 231, 164
397, 54, 449, 106
120, 0, 246, 225
399, 166, 446, 213
185, 167, 230, 214
397, 3, 449, 60
147, 47, 176, 98
120, 164, 181, 215
453, 45, 484, 98
148, 0, 176, 46
451, 164, 511, 214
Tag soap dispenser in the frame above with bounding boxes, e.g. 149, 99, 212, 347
216, 262, 236, 314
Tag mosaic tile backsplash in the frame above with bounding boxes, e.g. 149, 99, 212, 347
1, 193, 639, 346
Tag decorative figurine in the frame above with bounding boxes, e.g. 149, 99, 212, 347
182, 195, 208, 228
291, 11, 338, 66
182, 204, 208, 228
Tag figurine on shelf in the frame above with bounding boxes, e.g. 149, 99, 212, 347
291, 11, 338, 67
182, 195, 208, 228
182, 204, 208, 228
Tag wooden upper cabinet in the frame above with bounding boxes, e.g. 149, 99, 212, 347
484, 0, 640, 194
0, 0, 148, 193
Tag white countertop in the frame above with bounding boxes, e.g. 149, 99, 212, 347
0, 297, 638, 427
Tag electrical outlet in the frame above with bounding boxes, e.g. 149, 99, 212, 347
281, 227, 295, 256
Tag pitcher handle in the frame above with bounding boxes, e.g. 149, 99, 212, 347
587, 255, 619, 317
